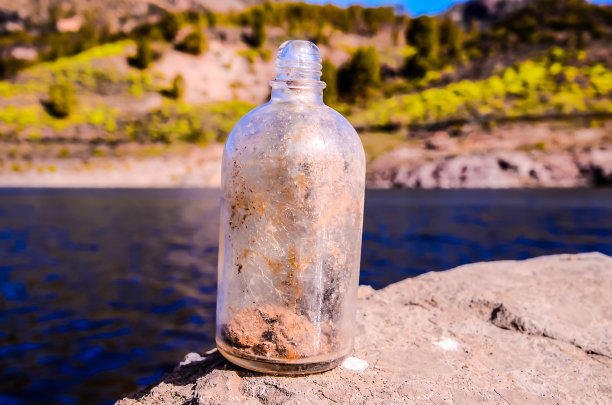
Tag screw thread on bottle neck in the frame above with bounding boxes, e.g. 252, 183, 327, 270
270, 40, 326, 92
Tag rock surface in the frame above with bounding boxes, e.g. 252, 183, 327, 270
366, 121, 612, 189
116, 253, 612, 404
367, 148, 612, 189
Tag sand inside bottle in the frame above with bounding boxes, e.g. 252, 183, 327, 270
220, 304, 339, 360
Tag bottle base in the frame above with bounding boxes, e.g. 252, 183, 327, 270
217, 343, 348, 375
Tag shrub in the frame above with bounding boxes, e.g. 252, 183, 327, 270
439, 18, 463, 63
46, 82, 77, 118
338, 47, 380, 101
247, 8, 266, 47
321, 60, 338, 104
164, 74, 185, 99
176, 31, 206, 55
506, 14, 538, 43
402, 54, 429, 80
160, 11, 180, 42
0, 58, 30, 79
129, 39, 154, 69
405, 16, 439, 62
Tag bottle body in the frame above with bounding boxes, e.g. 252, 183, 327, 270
216, 41, 365, 374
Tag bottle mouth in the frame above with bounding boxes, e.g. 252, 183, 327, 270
271, 40, 325, 89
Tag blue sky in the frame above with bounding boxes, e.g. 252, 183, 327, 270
306, 0, 612, 16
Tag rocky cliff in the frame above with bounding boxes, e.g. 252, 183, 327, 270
116, 253, 612, 404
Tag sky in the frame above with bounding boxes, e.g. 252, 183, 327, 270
306, 0, 612, 17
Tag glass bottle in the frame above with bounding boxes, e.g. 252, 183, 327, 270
216, 40, 365, 375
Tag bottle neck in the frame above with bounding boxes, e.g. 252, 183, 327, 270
270, 41, 325, 105
270, 80, 324, 104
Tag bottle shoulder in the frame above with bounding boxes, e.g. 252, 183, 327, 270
223, 101, 364, 168
228, 101, 358, 140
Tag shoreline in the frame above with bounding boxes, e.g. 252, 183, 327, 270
1, 147, 610, 189
1, 119, 611, 189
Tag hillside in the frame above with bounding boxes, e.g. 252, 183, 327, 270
0, 0, 611, 187
0, 0, 258, 19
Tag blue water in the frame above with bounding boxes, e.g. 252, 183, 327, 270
1, 188, 612, 404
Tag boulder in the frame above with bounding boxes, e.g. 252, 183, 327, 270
116, 253, 612, 404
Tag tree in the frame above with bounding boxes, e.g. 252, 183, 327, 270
439, 18, 463, 63
402, 54, 429, 79
338, 47, 380, 101
47, 81, 77, 118
159, 11, 180, 42
321, 60, 338, 105
176, 31, 206, 55
506, 14, 537, 43
405, 16, 439, 62
249, 8, 266, 47
129, 39, 153, 69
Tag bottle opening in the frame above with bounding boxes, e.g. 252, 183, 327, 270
271, 40, 326, 89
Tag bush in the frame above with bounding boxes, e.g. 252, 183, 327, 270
338, 47, 380, 101
129, 39, 154, 69
159, 11, 180, 42
164, 74, 185, 99
246, 8, 266, 47
506, 14, 538, 43
439, 18, 463, 63
0, 58, 30, 79
176, 31, 206, 55
46, 82, 77, 118
321, 60, 338, 104
402, 54, 429, 79
405, 16, 439, 62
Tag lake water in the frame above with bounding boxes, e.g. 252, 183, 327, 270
1, 188, 612, 404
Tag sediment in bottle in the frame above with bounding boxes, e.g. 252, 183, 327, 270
222, 304, 338, 360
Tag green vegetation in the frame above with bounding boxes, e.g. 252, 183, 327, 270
160, 11, 181, 42
406, 16, 439, 63
0, 0, 611, 164
176, 31, 207, 55
353, 52, 612, 130
338, 47, 381, 101
439, 18, 463, 63
164, 75, 185, 100
46, 82, 77, 118
234, 2, 396, 37
129, 39, 154, 69
244, 8, 266, 48
127, 101, 253, 144
321, 60, 339, 105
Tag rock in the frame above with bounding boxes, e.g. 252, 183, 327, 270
368, 149, 603, 189
9, 46, 38, 61
56, 16, 84, 33
586, 148, 612, 186
424, 131, 458, 152
116, 253, 612, 405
